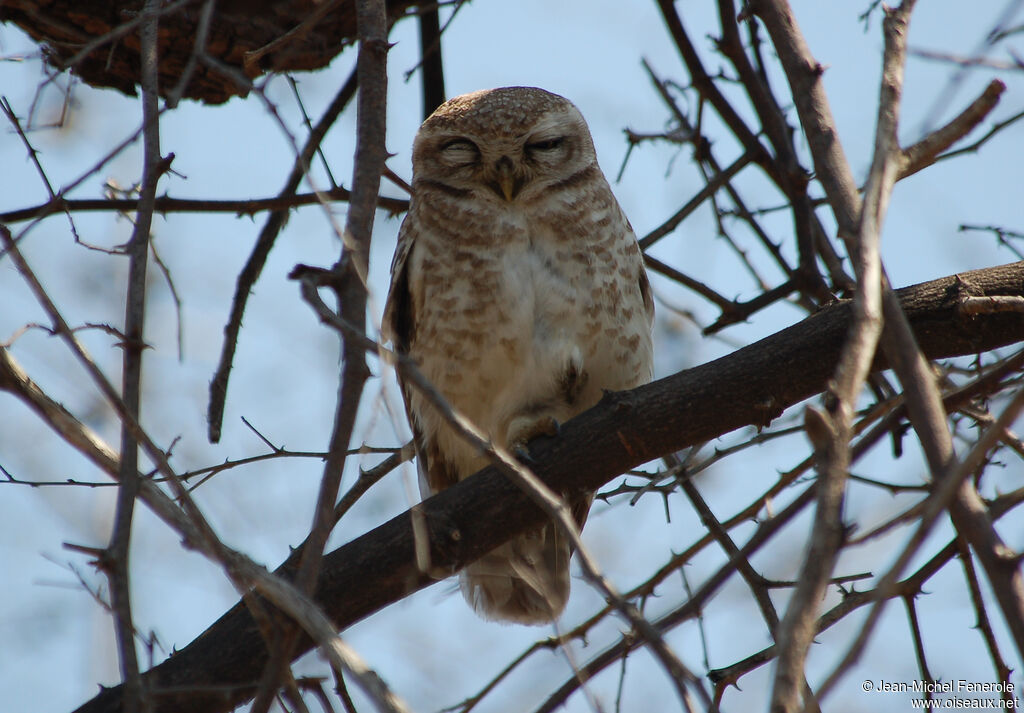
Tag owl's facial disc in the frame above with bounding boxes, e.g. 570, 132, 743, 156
422, 119, 583, 203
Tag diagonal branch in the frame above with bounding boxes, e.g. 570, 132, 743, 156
68, 260, 1024, 713
769, 2, 916, 709
206, 68, 359, 443
899, 79, 1006, 179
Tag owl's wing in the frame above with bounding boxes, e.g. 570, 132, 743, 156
630, 229, 655, 329
382, 216, 416, 353
383, 216, 461, 499
382, 217, 428, 493
639, 260, 655, 329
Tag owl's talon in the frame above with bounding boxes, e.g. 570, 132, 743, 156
512, 444, 537, 465
507, 414, 560, 449
506, 413, 563, 466
549, 418, 562, 438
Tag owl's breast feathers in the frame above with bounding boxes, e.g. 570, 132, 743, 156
385, 185, 653, 492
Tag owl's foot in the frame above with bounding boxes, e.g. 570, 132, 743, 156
507, 414, 561, 463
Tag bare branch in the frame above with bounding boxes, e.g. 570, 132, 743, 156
0, 187, 409, 225
765, 2, 919, 708
818, 385, 1024, 696
956, 537, 1015, 691
69, 260, 1024, 713
103, 1, 164, 707
207, 68, 359, 443
750, 0, 862, 236
709, 490, 1024, 686
4, 3, 1023, 711
960, 295, 1024, 315
899, 79, 1006, 179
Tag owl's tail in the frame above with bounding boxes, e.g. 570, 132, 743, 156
461, 521, 571, 624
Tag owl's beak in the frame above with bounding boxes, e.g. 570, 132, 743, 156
491, 155, 522, 201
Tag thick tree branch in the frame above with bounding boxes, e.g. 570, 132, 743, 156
69, 260, 1024, 713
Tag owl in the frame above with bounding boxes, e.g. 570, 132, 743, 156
383, 87, 654, 624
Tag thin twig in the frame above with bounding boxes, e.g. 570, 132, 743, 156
0, 186, 409, 224
937, 109, 1024, 165
207, 67, 359, 443
638, 147, 756, 250
166, 0, 217, 108
708, 491, 1024, 686
818, 385, 1024, 696
899, 79, 1006, 179
535, 485, 820, 713
956, 536, 1015, 692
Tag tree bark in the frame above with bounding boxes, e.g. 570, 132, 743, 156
73, 261, 1024, 713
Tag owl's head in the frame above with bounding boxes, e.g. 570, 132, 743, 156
410, 87, 598, 203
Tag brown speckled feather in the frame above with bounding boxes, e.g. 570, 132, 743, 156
383, 87, 654, 624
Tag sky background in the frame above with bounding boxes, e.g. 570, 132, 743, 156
2, 1, 1023, 711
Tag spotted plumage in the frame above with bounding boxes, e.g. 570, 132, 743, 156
384, 87, 654, 624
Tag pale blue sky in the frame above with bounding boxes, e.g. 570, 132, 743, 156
1, 1, 1022, 711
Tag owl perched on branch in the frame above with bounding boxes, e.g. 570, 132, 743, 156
384, 87, 654, 624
